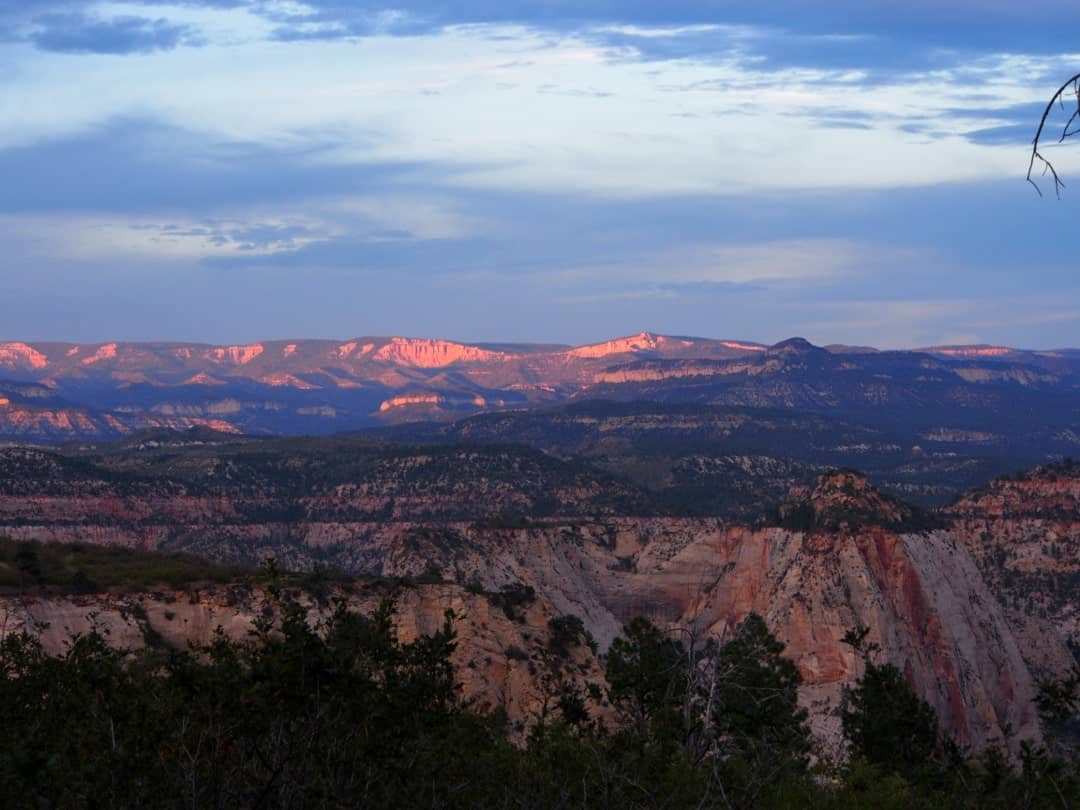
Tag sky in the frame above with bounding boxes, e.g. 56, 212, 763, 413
2, 1, 1079, 349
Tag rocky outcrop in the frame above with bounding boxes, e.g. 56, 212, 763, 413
0, 342, 49, 369
0, 398, 239, 441
943, 462, 1080, 676
356, 505, 1022, 751
371, 471, 1072, 751
777, 469, 925, 531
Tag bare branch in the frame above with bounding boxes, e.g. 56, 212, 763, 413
1028, 72, 1080, 197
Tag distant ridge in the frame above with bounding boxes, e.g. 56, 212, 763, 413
0, 332, 1075, 442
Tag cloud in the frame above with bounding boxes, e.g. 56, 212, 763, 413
2, 12, 1069, 196
234, 0, 1080, 42
1, 177, 1077, 348
963, 124, 1034, 146
265, 7, 431, 41
8, 1, 1077, 58
0, 7, 1077, 347
0, 117, 423, 214
26, 12, 198, 54
0, 214, 330, 261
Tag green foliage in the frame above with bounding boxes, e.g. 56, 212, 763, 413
842, 660, 942, 777
413, 563, 445, 585
1037, 664, 1080, 761
711, 614, 813, 780
0, 595, 478, 809
13, 543, 42, 587
2, 602, 1080, 809
486, 581, 536, 620
1037, 664, 1080, 728
0, 537, 251, 593
548, 613, 597, 655
605, 615, 686, 736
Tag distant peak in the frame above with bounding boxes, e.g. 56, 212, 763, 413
769, 337, 817, 352
813, 468, 873, 496
824, 344, 880, 355
779, 469, 927, 532
944, 460, 1080, 519
765, 337, 827, 359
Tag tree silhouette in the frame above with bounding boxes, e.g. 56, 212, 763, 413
1027, 72, 1080, 197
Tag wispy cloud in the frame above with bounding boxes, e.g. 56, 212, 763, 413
0, 213, 329, 260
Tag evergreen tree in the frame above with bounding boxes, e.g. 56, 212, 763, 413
842, 659, 941, 776
605, 616, 687, 738
712, 614, 811, 768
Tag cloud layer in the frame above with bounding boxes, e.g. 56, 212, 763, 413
0, 1, 1077, 348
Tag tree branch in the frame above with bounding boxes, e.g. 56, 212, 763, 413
1027, 72, 1080, 197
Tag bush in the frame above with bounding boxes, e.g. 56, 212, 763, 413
487, 582, 536, 620
548, 614, 597, 655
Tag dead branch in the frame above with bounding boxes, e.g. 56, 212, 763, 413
1027, 71, 1080, 197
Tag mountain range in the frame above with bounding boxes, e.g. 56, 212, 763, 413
2, 332, 1076, 511
1, 332, 1077, 441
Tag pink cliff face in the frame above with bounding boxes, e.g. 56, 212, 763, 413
337, 341, 376, 359
378, 393, 441, 412
371, 337, 509, 367
206, 344, 265, 365
0, 342, 49, 369
179, 372, 226, 386
719, 341, 766, 352
80, 343, 119, 365
0, 333, 1070, 440
564, 332, 686, 359
931, 346, 1014, 357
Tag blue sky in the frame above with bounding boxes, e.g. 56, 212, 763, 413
2, 1, 1079, 348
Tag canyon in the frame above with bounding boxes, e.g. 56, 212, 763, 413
1, 434, 1076, 752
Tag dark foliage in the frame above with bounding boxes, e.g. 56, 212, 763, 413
842, 659, 942, 777
486, 582, 537, 620
710, 614, 812, 781
0, 537, 251, 593
548, 613, 598, 655
2, 601, 1080, 809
